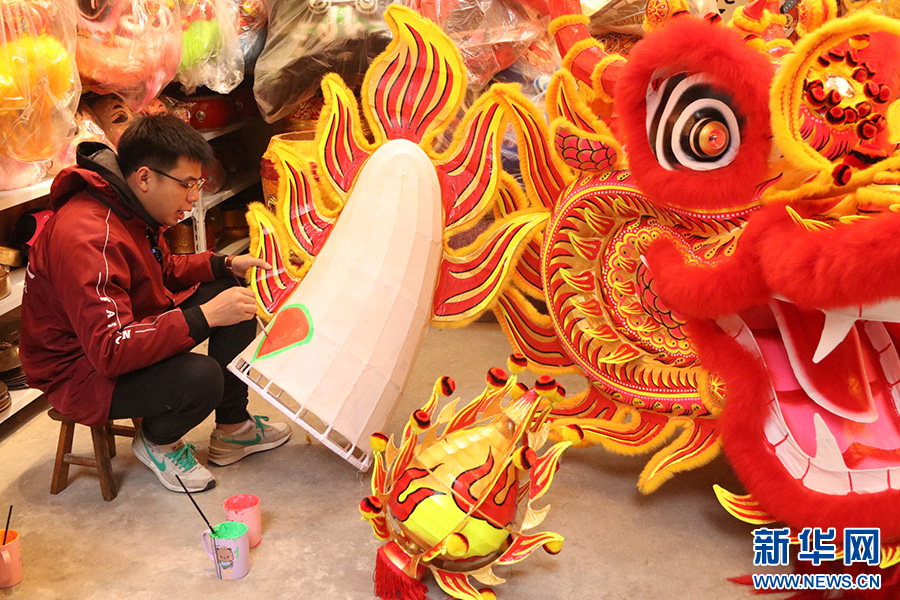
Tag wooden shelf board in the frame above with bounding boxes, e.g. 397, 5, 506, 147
0, 179, 52, 211
0, 387, 44, 426
201, 119, 255, 141
217, 237, 251, 256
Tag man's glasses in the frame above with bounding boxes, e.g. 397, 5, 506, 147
149, 167, 205, 196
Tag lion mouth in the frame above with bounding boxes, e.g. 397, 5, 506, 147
717, 297, 900, 495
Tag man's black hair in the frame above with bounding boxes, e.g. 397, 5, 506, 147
117, 114, 214, 175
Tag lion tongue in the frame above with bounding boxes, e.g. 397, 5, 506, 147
771, 299, 878, 423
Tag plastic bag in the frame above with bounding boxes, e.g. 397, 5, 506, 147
587, 0, 718, 36
0, 99, 111, 191
76, 0, 182, 112
412, 0, 545, 90
176, 0, 244, 94
46, 101, 112, 175
0, 155, 46, 191
491, 34, 559, 107
253, 0, 392, 123
232, 0, 268, 72
88, 94, 137, 146
0, 0, 80, 162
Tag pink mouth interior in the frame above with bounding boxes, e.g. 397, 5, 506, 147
741, 302, 900, 470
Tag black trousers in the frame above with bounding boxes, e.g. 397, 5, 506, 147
108, 278, 255, 445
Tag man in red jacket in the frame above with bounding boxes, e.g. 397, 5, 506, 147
20, 115, 290, 493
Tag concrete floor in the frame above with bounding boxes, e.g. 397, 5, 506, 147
0, 323, 789, 599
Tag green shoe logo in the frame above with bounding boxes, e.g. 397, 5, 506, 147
142, 437, 167, 471
218, 433, 262, 446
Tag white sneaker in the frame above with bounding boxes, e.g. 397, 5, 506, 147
132, 429, 216, 493
208, 415, 292, 466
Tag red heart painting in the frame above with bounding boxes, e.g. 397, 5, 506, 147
253, 303, 314, 361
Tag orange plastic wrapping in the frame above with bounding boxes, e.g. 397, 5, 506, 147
75, 0, 182, 111
411, 0, 546, 89
0, 0, 80, 162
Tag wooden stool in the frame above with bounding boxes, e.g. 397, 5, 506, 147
48, 409, 140, 502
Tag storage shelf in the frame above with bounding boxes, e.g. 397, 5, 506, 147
217, 237, 251, 256
201, 119, 255, 141
178, 169, 260, 225
0, 387, 44, 426
0, 120, 258, 215
0, 179, 52, 211
202, 169, 260, 213
0, 268, 26, 316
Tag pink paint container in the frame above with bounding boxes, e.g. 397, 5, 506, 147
224, 494, 261, 548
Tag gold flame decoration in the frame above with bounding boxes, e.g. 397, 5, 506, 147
360, 355, 572, 600
244, 5, 521, 325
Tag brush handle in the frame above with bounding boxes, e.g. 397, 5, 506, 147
2, 506, 11, 545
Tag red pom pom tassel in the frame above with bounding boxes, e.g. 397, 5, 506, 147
374, 542, 429, 600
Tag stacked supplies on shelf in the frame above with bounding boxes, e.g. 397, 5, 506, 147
0, 321, 23, 415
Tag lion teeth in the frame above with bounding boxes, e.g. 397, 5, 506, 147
854, 297, 900, 322
849, 468, 889, 494
813, 311, 856, 364
812, 413, 845, 470
812, 299, 900, 365
772, 301, 877, 423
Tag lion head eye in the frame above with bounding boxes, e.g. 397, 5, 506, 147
645, 73, 743, 171
692, 119, 730, 157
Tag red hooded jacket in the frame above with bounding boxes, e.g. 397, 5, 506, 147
20, 143, 228, 426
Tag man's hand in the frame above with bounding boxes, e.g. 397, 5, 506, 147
230, 255, 272, 278
200, 287, 258, 327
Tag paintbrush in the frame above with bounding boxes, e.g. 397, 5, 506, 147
2, 505, 11, 545
175, 476, 215, 534
175, 475, 221, 578
232, 270, 269, 339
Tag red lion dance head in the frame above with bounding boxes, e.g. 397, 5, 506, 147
546, 0, 900, 592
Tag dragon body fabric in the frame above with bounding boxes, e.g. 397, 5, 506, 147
240, 0, 900, 596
